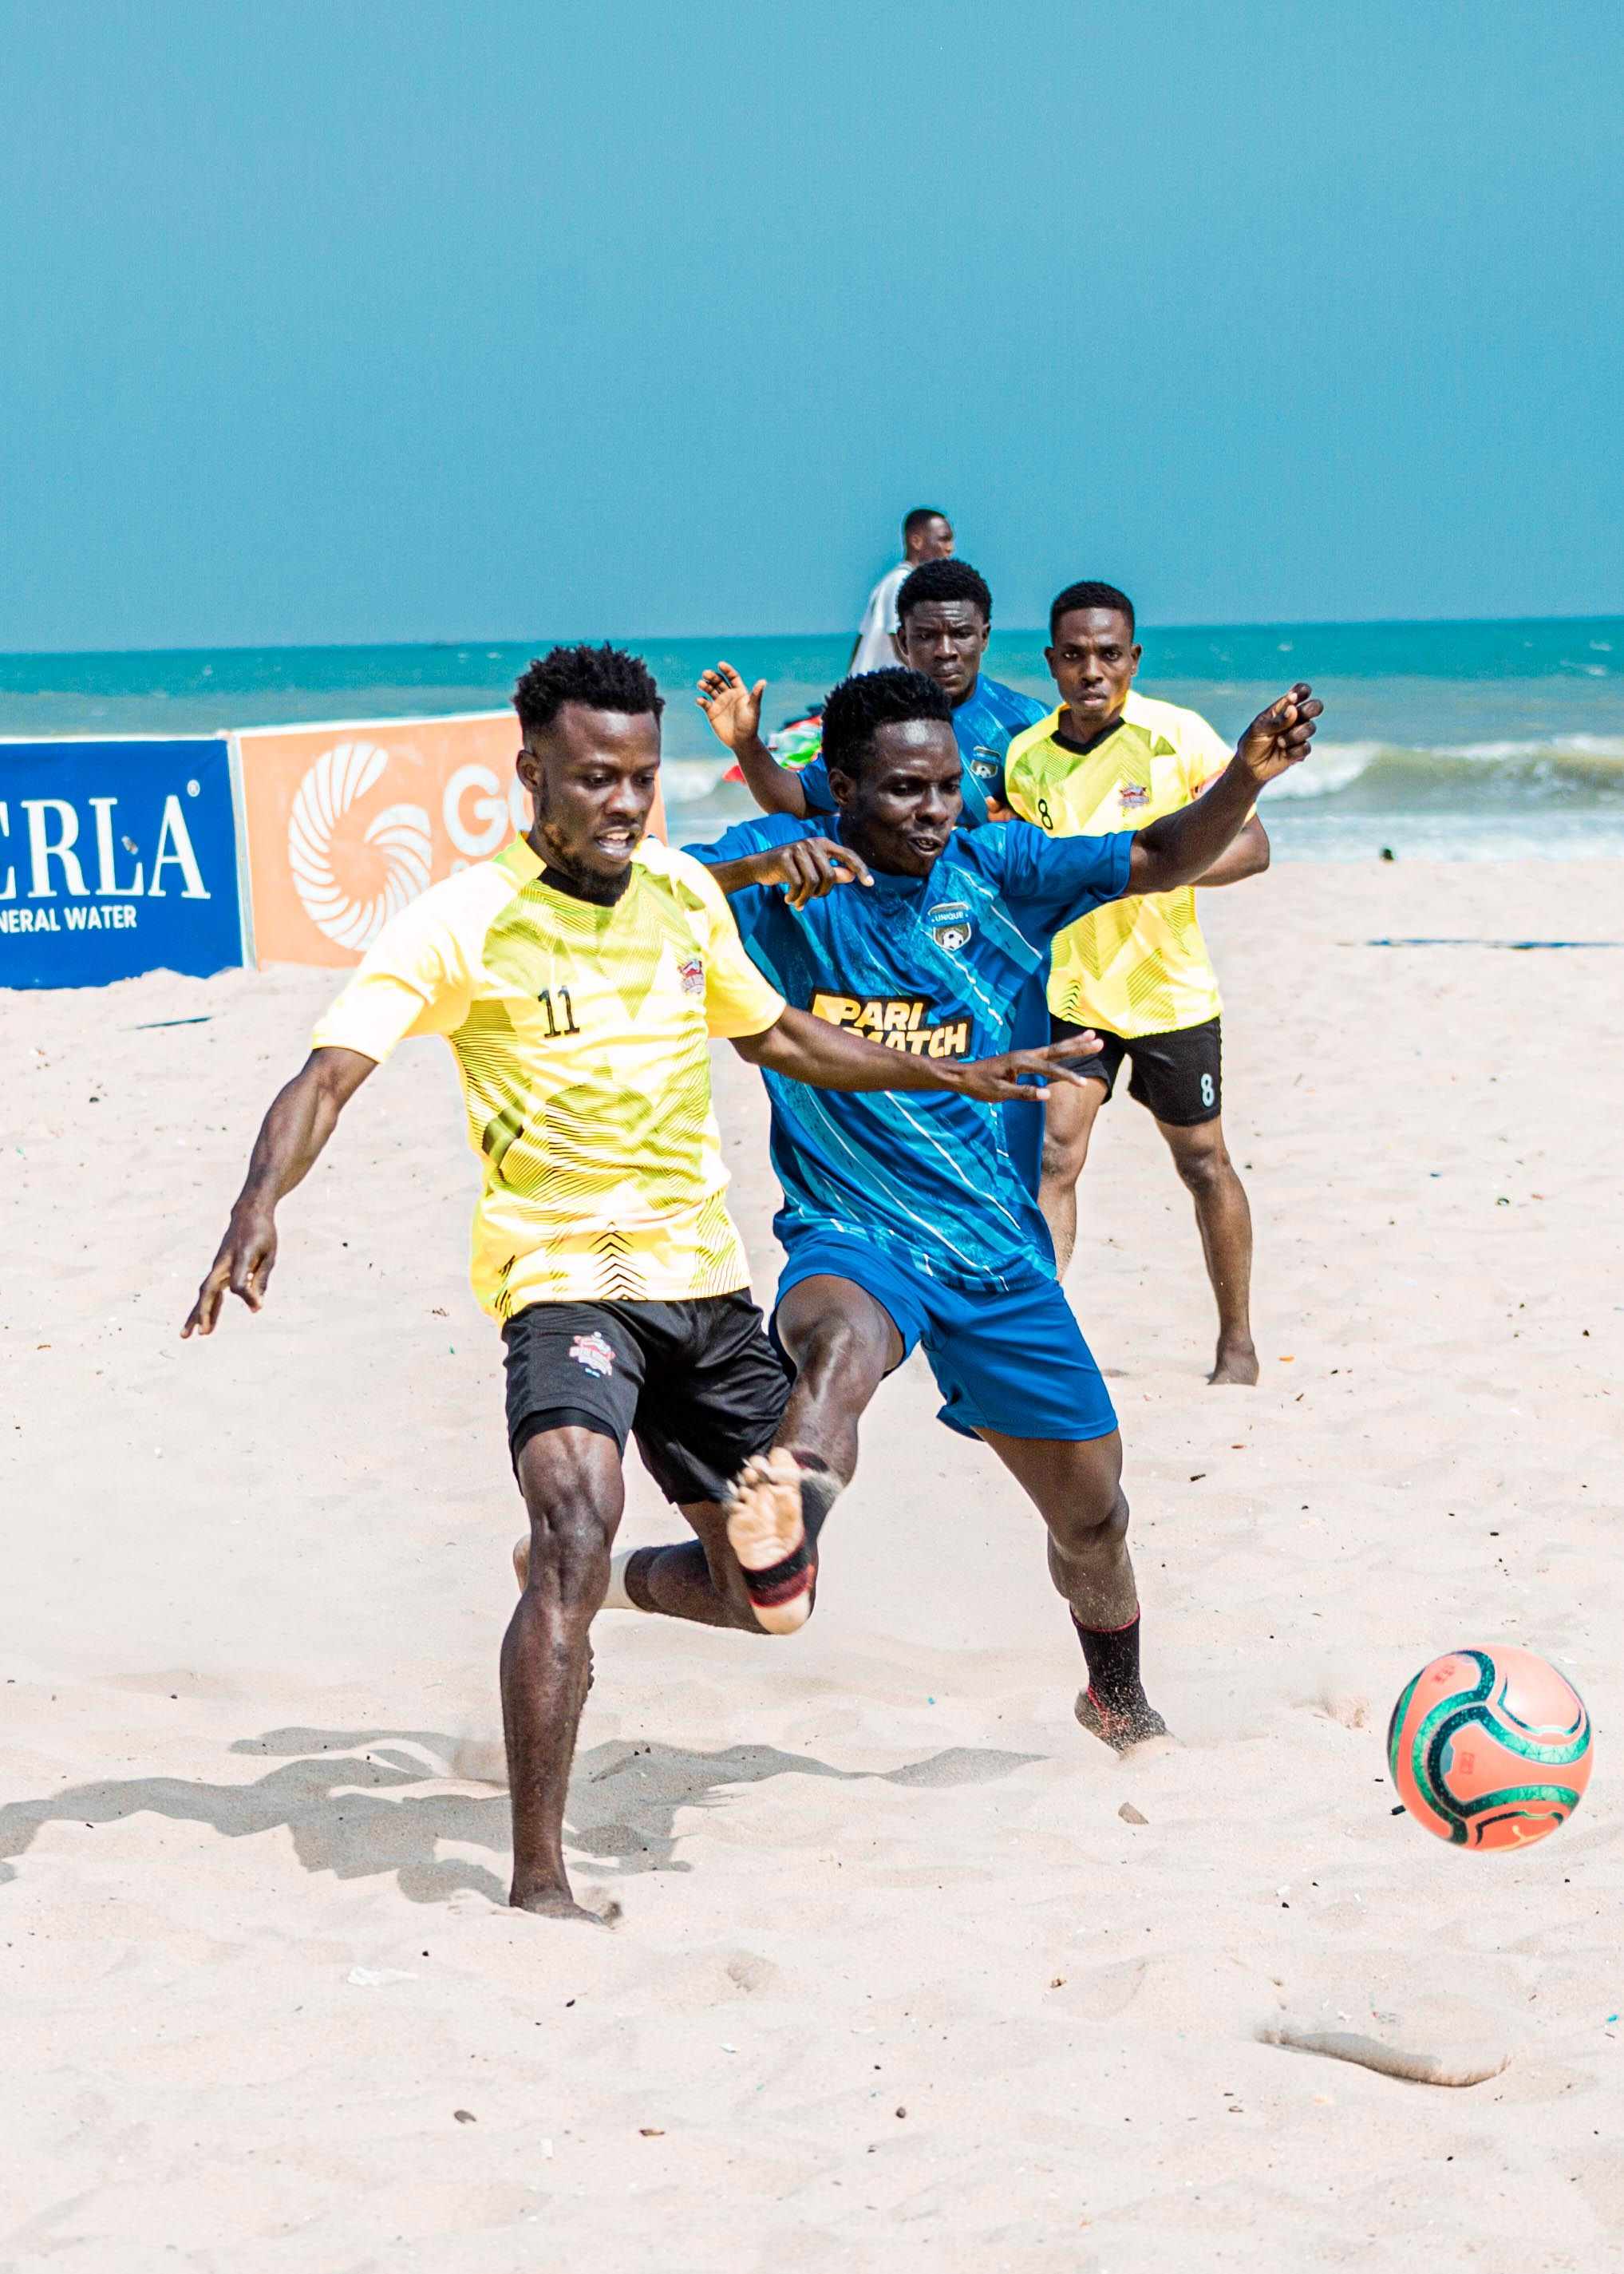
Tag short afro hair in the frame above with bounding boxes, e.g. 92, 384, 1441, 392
512, 643, 663, 739
896, 557, 993, 629
820, 668, 954, 779
903, 505, 950, 540
1049, 581, 1135, 639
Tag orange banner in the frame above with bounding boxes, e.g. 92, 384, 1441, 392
236, 710, 666, 968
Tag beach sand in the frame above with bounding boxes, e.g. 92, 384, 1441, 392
3, 856, 1622, 2272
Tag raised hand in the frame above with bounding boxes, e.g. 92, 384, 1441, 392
1235, 682, 1322, 786
697, 661, 768, 754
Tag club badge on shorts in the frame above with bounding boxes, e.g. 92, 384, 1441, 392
678, 955, 705, 997
568, 1331, 617, 1378
927, 902, 973, 952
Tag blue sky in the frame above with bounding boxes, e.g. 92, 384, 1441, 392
0, 0, 1618, 649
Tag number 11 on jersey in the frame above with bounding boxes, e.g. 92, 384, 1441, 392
537, 987, 580, 1038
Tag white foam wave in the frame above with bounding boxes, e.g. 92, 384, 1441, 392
1262, 742, 1383, 799
1423, 736, 1624, 762
660, 758, 733, 805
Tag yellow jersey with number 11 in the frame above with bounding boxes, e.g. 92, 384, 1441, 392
1002, 690, 1235, 1038
310, 835, 786, 1319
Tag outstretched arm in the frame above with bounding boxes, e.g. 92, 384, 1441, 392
697, 662, 808, 819
702, 837, 874, 908
1128, 685, 1318, 897
1193, 811, 1270, 888
182, 1046, 376, 1335
733, 1007, 1101, 1103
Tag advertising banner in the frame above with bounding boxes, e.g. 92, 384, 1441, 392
0, 737, 247, 989
237, 710, 668, 968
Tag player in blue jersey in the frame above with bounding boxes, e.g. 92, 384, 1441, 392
609, 668, 1319, 1750
701, 559, 1048, 831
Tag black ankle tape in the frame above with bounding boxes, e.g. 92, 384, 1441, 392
787, 1450, 843, 1530
743, 1536, 813, 1608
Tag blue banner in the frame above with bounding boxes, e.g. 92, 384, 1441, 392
0, 738, 247, 988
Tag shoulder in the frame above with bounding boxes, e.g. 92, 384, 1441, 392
958, 814, 1076, 873
1003, 708, 1065, 777
1124, 690, 1227, 752
946, 825, 1003, 883
983, 678, 1050, 729
627, 841, 736, 943
375, 849, 523, 952
634, 836, 729, 903
942, 821, 1037, 892
680, 811, 808, 868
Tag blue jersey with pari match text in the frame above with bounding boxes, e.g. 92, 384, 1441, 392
686, 813, 1133, 1291
795, 674, 1049, 829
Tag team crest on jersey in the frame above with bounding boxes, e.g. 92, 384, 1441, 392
927, 901, 974, 952
678, 955, 705, 997
969, 747, 1001, 784
568, 1331, 617, 1378
1117, 782, 1151, 813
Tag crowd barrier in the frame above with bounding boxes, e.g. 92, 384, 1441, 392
2, 710, 667, 988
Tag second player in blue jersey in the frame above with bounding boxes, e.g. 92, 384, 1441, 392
664, 665, 1321, 1751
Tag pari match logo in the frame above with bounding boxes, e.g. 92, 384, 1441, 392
0, 738, 246, 989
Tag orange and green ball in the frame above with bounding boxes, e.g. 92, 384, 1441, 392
1389, 1645, 1592, 1850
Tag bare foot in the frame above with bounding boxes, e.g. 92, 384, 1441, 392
1075, 1687, 1169, 1754
510, 1884, 610, 1924
1208, 1340, 1259, 1386
725, 1449, 813, 1634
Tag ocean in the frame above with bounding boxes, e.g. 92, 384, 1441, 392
2, 616, 1620, 861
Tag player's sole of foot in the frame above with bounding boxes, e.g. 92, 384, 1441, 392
725, 1449, 815, 1634
1075, 1687, 1170, 1754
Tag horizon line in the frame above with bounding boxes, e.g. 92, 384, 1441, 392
2, 609, 1622, 665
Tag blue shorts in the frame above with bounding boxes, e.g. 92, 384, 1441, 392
775, 1232, 1118, 1444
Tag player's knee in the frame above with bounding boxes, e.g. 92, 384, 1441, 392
1049, 1481, 1129, 1564
794, 1315, 887, 1402
1172, 1137, 1231, 1195
516, 1461, 615, 1606
1040, 1133, 1080, 1186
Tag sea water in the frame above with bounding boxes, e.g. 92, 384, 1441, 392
2, 616, 1619, 861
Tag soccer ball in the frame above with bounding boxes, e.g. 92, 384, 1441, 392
1388, 1645, 1592, 1850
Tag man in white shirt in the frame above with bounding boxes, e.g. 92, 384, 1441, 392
849, 507, 954, 672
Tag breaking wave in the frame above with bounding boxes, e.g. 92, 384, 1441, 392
1264, 737, 1624, 805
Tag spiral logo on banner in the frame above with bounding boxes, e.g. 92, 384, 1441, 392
287, 742, 432, 951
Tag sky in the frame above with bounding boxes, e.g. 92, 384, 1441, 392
0, 0, 1619, 651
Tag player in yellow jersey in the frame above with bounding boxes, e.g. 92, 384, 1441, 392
1003, 583, 1276, 1386
183, 644, 1092, 1922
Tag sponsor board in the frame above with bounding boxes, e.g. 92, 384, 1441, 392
236, 710, 669, 969
0, 738, 247, 989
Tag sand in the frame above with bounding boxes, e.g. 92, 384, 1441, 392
3, 856, 1622, 2272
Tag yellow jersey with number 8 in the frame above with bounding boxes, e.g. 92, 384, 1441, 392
1002, 690, 1235, 1037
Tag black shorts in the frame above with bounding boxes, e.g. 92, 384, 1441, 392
501, 1291, 792, 1507
1051, 1012, 1223, 1127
